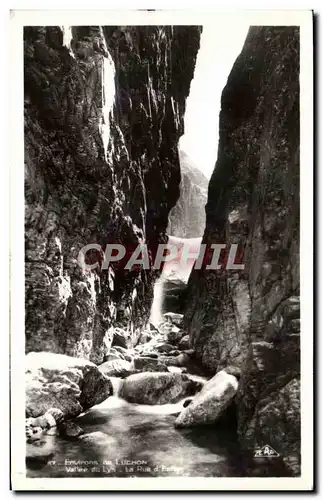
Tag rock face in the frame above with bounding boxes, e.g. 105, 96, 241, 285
98, 359, 134, 378
25, 352, 113, 418
24, 26, 201, 363
119, 372, 203, 405
168, 150, 208, 238
236, 339, 300, 474
184, 27, 300, 474
175, 370, 238, 428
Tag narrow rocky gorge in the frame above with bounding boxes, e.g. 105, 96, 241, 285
25, 25, 301, 479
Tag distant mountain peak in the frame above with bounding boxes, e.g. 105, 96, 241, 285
178, 149, 209, 188
167, 149, 208, 238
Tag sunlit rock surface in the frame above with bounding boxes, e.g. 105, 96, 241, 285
175, 370, 238, 428
25, 352, 113, 418
24, 26, 201, 362
184, 27, 300, 474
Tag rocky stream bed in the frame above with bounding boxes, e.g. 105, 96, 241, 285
26, 313, 292, 478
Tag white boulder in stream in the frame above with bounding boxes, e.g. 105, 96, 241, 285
174, 370, 239, 428
120, 372, 203, 405
25, 352, 113, 419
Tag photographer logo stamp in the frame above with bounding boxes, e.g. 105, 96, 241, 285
254, 445, 280, 458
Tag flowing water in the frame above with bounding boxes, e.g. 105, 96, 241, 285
149, 235, 202, 325
26, 391, 242, 478
26, 233, 244, 479
26, 234, 247, 479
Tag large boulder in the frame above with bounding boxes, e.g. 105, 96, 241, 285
175, 370, 238, 428
98, 359, 135, 378
25, 352, 113, 419
119, 372, 203, 405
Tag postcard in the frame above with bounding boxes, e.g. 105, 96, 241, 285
10, 8, 313, 491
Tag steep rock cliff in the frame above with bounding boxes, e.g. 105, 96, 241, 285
184, 27, 300, 474
25, 25, 201, 363
167, 150, 208, 238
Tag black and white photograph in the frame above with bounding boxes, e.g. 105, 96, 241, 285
9, 8, 313, 491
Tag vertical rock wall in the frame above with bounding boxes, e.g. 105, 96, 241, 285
25, 25, 201, 363
184, 27, 300, 474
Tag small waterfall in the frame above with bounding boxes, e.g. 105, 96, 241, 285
59, 26, 115, 162
109, 376, 123, 397
149, 275, 165, 326
61, 26, 75, 58
149, 236, 202, 324
99, 28, 116, 161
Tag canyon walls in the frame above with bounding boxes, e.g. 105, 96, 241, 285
184, 27, 300, 474
25, 25, 201, 363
